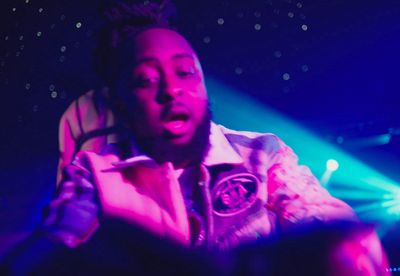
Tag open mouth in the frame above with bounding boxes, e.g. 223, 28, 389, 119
166, 113, 188, 122
163, 108, 191, 135
164, 113, 188, 128
163, 106, 190, 122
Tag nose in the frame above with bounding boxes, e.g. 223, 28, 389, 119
157, 75, 183, 102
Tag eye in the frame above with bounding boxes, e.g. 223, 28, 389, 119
176, 67, 196, 78
132, 64, 160, 89
133, 76, 160, 88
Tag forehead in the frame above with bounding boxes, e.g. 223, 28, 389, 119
132, 28, 197, 62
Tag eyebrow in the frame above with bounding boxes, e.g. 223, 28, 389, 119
171, 53, 194, 60
135, 53, 194, 66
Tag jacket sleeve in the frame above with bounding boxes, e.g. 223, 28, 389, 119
266, 137, 357, 230
44, 157, 100, 248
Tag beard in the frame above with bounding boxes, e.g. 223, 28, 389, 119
132, 107, 212, 168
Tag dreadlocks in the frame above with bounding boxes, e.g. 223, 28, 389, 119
94, 0, 177, 85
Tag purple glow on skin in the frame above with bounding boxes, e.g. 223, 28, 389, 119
128, 28, 208, 146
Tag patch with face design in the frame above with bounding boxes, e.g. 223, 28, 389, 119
212, 173, 259, 216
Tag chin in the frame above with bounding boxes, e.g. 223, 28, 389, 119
165, 132, 194, 146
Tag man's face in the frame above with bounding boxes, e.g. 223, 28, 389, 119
118, 28, 208, 148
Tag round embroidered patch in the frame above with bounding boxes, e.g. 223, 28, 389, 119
212, 173, 259, 216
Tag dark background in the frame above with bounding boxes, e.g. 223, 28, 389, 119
1, 0, 399, 266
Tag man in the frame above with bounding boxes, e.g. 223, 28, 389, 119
6, 0, 388, 274
49, 0, 357, 248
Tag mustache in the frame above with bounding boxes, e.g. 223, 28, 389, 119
160, 102, 191, 120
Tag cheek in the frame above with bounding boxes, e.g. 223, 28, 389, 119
138, 100, 162, 123
137, 99, 159, 122
190, 97, 208, 122
131, 94, 163, 133
192, 85, 208, 117
187, 79, 208, 99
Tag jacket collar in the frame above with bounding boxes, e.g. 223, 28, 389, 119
202, 122, 243, 166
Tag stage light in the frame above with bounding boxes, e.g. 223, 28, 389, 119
344, 133, 392, 149
326, 159, 339, 171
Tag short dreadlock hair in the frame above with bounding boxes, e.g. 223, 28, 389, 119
94, 0, 177, 85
